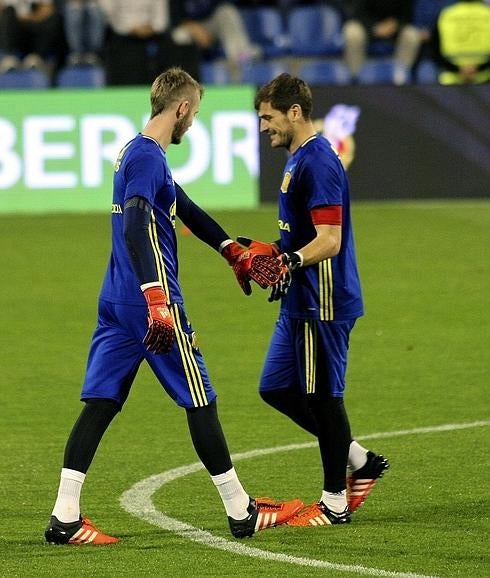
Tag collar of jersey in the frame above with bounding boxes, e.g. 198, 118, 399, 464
140, 133, 163, 149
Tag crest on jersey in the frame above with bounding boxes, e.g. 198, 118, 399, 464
280, 171, 292, 193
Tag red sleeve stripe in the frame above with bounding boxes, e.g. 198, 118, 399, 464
311, 205, 342, 226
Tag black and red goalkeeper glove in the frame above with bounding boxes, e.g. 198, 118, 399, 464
222, 241, 285, 295
142, 285, 175, 354
268, 252, 303, 302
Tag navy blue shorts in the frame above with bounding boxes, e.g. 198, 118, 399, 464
81, 299, 216, 408
259, 314, 356, 398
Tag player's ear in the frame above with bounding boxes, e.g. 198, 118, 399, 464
176, 101, 189, 119
288, 104, 302, 121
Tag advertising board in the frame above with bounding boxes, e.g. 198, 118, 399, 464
0, 85, 258, 213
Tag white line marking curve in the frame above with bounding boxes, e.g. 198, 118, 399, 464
120, 420, 489, 578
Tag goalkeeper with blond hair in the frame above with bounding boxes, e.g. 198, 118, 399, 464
44, 67, 301, 546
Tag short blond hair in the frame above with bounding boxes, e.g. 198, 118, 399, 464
150, 67, 204, 119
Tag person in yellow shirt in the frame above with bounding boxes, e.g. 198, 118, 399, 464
433, 0, 490, 84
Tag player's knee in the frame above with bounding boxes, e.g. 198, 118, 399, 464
185, 399, 217, 415
84, 398, 121, 417
306, 392, 344, 411
185, 400, 219, 427
260, 389, 280, 408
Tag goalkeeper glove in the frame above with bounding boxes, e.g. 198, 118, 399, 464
142, 284, 175, 354
221, 241, 285, 295
235, 236, 286, 291
268, 252, 303, 302
221, 241, 252, 295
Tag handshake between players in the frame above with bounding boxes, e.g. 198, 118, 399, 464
222, 236, 302, 301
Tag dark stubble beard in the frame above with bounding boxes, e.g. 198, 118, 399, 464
171, 115, 189, 144
272, 130, 293, 151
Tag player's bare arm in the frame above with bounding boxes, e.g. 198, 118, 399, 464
296, 223, 342, 266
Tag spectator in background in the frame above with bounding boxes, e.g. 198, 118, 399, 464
99, 0, 200, 85
342, 0, 422, 78
410, 0, 455, 65
170, 1, 261, 81
62, 0, 106, 66
432, 0, 490, 84
0, 0, 63, 73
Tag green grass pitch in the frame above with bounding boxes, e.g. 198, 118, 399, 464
0, 201, 488, 577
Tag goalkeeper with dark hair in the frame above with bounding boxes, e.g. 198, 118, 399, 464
44, 67, 302, 546
240, 73, 389, 527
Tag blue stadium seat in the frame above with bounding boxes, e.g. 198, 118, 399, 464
57, 65, 106, 88
414, 59, 440, 84
297, 60, 351, 86
288, 5, 343, 57
413, 0, 456, 30
240, 60, 290, 85
368, 39, 395, 57
0, 68, 50, 89
357, 59, 409, 85
240, 7, 289, 58
200, 61, 232, 85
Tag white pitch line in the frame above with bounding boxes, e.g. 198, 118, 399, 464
120, 420, 489, 578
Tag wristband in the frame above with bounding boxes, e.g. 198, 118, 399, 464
282, 251, 303, 270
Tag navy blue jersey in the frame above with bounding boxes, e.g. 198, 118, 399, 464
278, 135, 364, 320
100, 134, 182, 306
